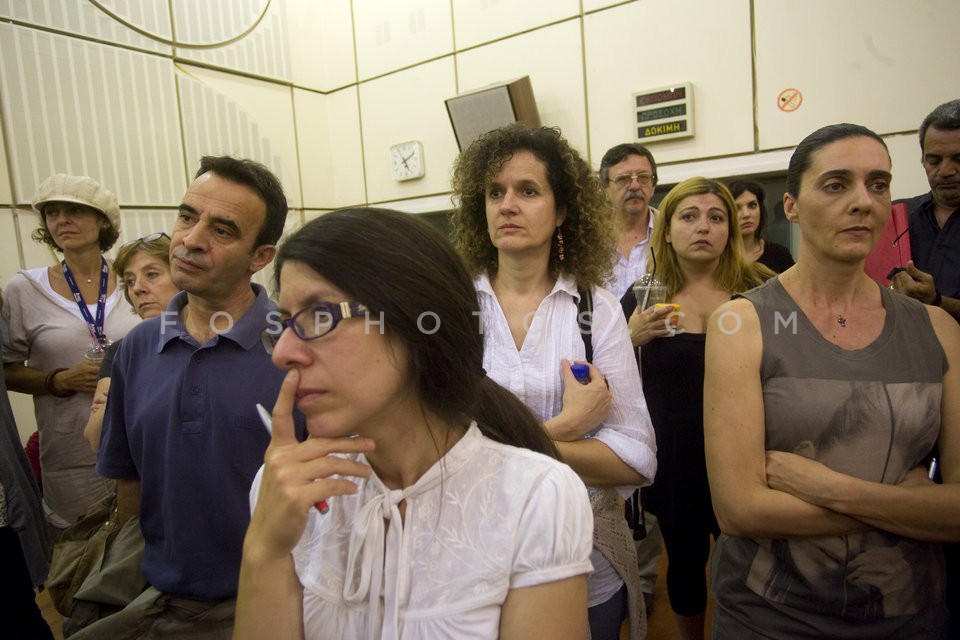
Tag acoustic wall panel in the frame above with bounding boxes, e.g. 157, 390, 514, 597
452, 0, 580, 51
0, 129, 10, 206
294, 87, 366, 209
0, 0, 172, 54
352, 0, 453, 81
172, 0, 292, 82
582, 0, 626, 12
176, 65, 301, 208
286, 0, 356, 92
0, 209, 24, 283
12, 208, 58, 271
109, 209, 181, 256
0, 24, 185, 207
253, 207, 306, 295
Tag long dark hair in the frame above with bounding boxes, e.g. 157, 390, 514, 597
274, 208, 559, 459
726, 179, 768, 242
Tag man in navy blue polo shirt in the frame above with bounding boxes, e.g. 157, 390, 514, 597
892, 98, 960, 322
88, 156, 297, 638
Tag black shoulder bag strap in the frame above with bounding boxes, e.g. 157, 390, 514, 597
576, 288, 646, 541
576, 287, 593, 362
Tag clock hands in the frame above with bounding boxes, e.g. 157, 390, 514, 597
391, 142, 422, 181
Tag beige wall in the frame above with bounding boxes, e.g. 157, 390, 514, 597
1, 0, 959, 440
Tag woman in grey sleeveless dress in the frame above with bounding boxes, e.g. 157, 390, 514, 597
704, 123, 960, 639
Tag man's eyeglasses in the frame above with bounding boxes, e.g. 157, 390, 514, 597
260, 301, 369, 354
119, 232, 170, 250
609, 173, 655, 189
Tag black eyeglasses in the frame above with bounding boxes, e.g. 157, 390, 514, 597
260, 301, 369, 354
119, 232, 170, 250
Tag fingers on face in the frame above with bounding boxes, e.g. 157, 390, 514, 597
269, 369, 300, 444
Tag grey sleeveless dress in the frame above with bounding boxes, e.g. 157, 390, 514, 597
711, 277, 949, 639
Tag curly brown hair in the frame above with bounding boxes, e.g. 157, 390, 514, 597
450, 124, 615, 289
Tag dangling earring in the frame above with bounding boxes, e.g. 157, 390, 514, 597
556, 228, 565, 263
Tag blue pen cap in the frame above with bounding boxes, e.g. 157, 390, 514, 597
571, 363, 590, 384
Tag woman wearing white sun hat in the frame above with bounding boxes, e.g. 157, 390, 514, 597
2, 174, 140, 530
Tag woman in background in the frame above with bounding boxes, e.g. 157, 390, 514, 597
450, 123, 656, 640
706, 123, 959, 638
236, 208, 593, 639
1, 174, 139, 529
627, 177, 770, 640
727, 179, 794, 273
84, 232, 178, 452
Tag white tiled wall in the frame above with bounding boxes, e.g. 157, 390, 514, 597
452, 0, 581, 50
352, 0, 453, 80
294, 86, 366, 209
358, 57, 459, 203
584, 0, 754, 164
754, 0, 959, 151
286, 0, 357, 91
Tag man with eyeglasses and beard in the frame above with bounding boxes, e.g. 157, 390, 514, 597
599, 143, 663, 619
600, 143, 660, 300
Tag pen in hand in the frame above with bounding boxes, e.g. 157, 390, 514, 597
256, 403, 330, 514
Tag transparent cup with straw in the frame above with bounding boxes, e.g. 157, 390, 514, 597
632, 274, 667, 310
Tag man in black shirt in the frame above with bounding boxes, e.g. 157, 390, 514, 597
892, 99, 960, 322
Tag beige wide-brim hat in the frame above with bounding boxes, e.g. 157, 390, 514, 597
32, 173, 121, 232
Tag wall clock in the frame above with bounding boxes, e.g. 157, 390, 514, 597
389, 140, 425, 181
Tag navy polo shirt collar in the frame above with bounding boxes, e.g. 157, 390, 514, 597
156, 283, 273, 352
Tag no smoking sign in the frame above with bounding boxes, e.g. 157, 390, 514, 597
778, 88, 803, 112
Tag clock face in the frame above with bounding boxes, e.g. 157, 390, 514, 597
390, 141, 424, 182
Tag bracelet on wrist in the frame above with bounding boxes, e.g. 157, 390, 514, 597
44, 368, 75, 398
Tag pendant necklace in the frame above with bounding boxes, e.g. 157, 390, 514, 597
837, 314, 847, 328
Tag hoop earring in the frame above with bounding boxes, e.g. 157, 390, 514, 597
556, 228, 565, 263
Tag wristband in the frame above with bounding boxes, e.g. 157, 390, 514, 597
44, 368, 75, 398
931, 289, 942, 307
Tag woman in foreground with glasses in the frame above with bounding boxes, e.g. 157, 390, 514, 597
234, 208, 593, 639
705, 123, 960, 638
83, 232, 178, 451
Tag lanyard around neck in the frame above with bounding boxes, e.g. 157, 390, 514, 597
61, 257, 109, 346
